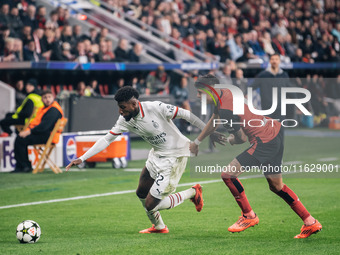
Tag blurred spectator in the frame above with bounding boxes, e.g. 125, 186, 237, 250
76, 81, 86, 96
0, 25, 10, 54
13, 38, 23, 61
181, 32, 195, 57
74, 41, 88, 63
261, 31, 275, 56
128, 43, 143, 62
84, 79, 101, 97
21, 5, 38, 31
45, 10, 59, 30
146, 65, 169, 94
233, 69, 248, 96
271, 19, 288, 37
214, 33, 230, 62
40, 28, 58, 60
195, 15, 212, 32
23, 39, 44, 61
72, 25, 83, 43
111, 78, 125, 95
227, 33, 244, 61
8, 6, 23, 37
61, 25, 75, 45
95, 27, 109, 44
271, 33, 286, 56
248, 30, 265, 58
131, 77, 145, 94
307, 74, 328, 125
88, 27, 98, 44
172, 76, 190, 111
56, 6, 67, 27
193, 30, 205, 53
36, 5, 46, 29
0, 3, 10, 27
58, 42, 74, 61
0, 37, 19, 62
83, 39, 95, 63
114, 38, 129, 62
284, 34, 297, 60
217, 64, 233, 84
32, 27, 44, 55
95, 39, 115, 62
171, 75, 190, 132
20, 25, 32, 46
291, 48, 303, 62
331, 23, 340, 43
0, 78, 43, 137
15, 79, 26, 108
251, 53, 291, 121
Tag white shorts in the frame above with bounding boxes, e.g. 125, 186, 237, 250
145, 149, 188, 200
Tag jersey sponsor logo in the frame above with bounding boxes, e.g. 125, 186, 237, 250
142, 132, 167, 145
152, 120, 159, 129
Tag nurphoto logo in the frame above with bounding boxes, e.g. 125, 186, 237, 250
200, 83, 312, 127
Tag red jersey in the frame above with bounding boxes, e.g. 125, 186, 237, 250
216, 89, 281, 144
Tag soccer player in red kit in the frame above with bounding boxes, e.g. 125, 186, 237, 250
190, 74, 322, 238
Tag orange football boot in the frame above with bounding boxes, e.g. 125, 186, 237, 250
228, 214, 259, 233
294, 220, 322, 239
139, 225, 169, 234
191, 184, 204, 212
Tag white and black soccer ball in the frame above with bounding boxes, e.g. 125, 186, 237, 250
16, 220, 41, 243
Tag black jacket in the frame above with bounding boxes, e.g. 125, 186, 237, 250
251, 68, 290, 121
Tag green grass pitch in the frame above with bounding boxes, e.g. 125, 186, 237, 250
0, 132, 339, 254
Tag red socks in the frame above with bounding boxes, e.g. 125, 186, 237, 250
276, 184, 311, 221
222, 174, 311, 221
222, 176, 252, 214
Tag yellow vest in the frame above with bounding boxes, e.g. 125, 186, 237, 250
12, 93, 43, 122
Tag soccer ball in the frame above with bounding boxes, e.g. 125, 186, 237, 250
16, 220, 41, 243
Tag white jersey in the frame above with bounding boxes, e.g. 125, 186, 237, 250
110, 101, 190, 157
79, 100, 206, 162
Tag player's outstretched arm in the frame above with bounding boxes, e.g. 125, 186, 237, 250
66, 159, 82, 171
66, 132, 117, 171
190, 113, 219, 156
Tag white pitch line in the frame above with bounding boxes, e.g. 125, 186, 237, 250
0, 174, 267, 210
317, 157, 339, 162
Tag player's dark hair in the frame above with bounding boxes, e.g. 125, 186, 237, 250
114, 86, 139, 102
194, 74, 220, 88
270, 53, 281, 59
41, 89, 53, 96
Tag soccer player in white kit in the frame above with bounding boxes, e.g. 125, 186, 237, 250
66, 87, 220, 233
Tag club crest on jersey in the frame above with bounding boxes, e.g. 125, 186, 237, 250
152, 120, 159, 129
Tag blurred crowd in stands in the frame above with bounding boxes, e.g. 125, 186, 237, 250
0, 1, 144, 63
0, 0, 339, 64
103, 0, 340, 63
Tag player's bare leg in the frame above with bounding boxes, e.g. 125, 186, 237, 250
221, 158, 259, 232
137, 167, 203, 233
266, 174, 322, 238
136, 167, 167, 232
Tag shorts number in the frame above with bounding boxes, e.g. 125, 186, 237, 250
155, 173, 164, 186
